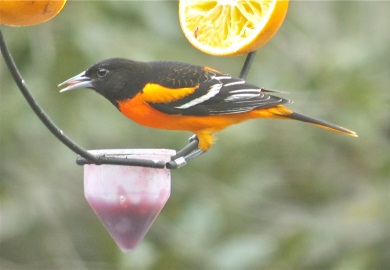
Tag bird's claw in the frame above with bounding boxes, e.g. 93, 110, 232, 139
166, 157, 187, 169
166, 135, 204, 169
188, 134, 198, 142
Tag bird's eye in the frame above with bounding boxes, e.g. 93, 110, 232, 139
97, 68, 108, 77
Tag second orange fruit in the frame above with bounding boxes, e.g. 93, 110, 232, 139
0, 0, 67, 26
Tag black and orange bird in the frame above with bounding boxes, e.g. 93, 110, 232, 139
59, 58, 357, 164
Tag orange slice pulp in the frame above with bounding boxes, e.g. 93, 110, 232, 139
179, 0, 289, 56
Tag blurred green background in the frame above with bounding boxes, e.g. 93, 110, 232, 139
1, 1, 389, 269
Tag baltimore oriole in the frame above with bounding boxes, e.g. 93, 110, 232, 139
59, 58, 357, 159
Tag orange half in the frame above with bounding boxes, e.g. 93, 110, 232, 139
179, 0, 289, 56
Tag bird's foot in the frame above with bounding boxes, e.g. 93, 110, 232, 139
166, 135, 205, 169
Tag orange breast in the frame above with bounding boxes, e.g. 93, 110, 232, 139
117, 94, 294, 151
117, 93, 292, 134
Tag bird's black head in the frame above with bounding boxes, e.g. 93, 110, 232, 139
59, 58, 147, 106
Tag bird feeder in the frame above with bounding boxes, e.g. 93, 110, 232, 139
83, 149, 174, 251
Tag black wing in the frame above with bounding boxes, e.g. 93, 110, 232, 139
147, 62, 291, 116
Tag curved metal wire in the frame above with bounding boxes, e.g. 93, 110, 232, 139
239, 51, 257, 80
0, 30, 166, 169
0, 29, 256, 169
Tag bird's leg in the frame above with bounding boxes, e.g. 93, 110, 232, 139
166, 135, 205, 169
182, 148, 204, 161
187, 134, 198, 142
172, 136, 199, 160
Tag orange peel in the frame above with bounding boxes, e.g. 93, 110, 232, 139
0, 0, 67, 26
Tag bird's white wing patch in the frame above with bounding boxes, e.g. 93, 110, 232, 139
175, 83, 223, 109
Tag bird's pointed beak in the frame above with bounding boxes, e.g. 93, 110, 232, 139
58, 71, 93, 93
